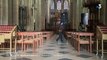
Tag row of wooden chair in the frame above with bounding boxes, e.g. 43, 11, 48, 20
66, 32, 94, 53
17, 31, 53, 52
0, 25, 54, 55
17, 32, 43, 52
0, 31, 54, 53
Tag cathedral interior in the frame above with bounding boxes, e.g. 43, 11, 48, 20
0, 0, 107, 60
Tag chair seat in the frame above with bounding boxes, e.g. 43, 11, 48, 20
78, 39, 94, 44
17, 40, 23, 43
24, 40, 34, 43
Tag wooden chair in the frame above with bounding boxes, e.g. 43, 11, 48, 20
17, 32, 36, 52
65, 32, 72, 39
75, 32, 94, 53
33, 32, 43, 47
42, 31, 53, 40
96, 26, 107, 58
0, 25, 17, 56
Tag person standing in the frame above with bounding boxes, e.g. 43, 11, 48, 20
56, 26, 64, 43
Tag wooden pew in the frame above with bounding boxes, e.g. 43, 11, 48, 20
17, 32, 43, 52
96, 26, 107, 58
0, 25, 17, 56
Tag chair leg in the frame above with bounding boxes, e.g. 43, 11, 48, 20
90, 43, 92, 53
39, 40, 41, 46
35, 41, 37, 48
88, 45, 89, 52
38, 40, 40, 47
33, 43, 35, 53
78, 42, 80, 53
41, 39, 43, 46
21, 43, 24, 51
26, 44, 28, 50
24, 43, 26, 52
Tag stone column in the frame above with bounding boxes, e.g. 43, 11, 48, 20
29, 0, 34, 31
12, 0, 19, 25
100, 0, 106, 25
0, 0, 2, 24
41, 0, 46, 30
69, 0, 72, 30
105, 0, 107, 25
34, 0, 42, 31
72, 0, 77, 30
39, 0, 42, 31
35, 0, 39, 31
34, 0, 38, 31
24, 0, 34, 31
47, 0, 50, 23
0, 0, 8, 24
72, 0, 83, 31
33, 0, 36, 31
8, 0, 12, 25
76, 0, 83, 30
68, 0, 71, 29
2, 0, 8, 25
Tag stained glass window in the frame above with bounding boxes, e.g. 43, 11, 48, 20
57, 0, 61, 10
64, 0, 69, 10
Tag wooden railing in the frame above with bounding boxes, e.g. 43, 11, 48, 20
96, 26, 107, 58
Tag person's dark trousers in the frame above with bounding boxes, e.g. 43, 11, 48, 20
56, 32, 64, 43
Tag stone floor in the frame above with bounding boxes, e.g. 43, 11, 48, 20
0, 35, 106, 60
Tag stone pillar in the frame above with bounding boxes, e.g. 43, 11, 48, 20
0, 0, 10, 25
39, 0, 42, 31
76, 0, 83, 31
2, 0, 8, 25
70, 0, 73, 30
100, 0, 106, 25
35, 0, 39, 31
34, 0, 42, 31
12, 0, 19, 25
72, 0, 77, 30
0, 0, 2, 24
28, 0, 34, 31
34, 0, 38, 31
47, 0, 50, 23
105, 0, 107, 25
35, 0, 47, 31
72, 0, 83, 31
41, 0, 46, 30
68, 0, 71, 29
24, 0, 34, 31
8, 0, 13, 25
